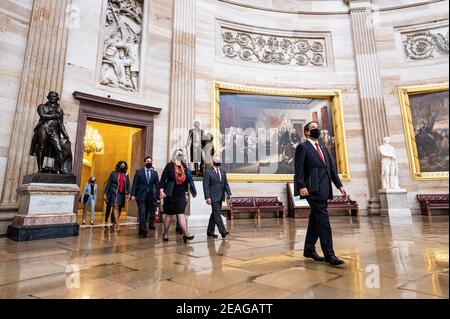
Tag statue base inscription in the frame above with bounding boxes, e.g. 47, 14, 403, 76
379, 188, 412, 218
7, 174, 80, 241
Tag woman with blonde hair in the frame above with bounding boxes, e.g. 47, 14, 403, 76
159, 149, 194, 243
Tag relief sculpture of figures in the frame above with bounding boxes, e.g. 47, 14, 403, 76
29, 91, 73, 174
379, 137, 400, 190
100, 0, 143, 91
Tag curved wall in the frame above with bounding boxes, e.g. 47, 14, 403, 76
194, 0, 449, 213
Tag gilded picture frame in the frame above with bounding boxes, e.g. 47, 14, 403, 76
398, 82, 449, 180
211, 81, 350, 182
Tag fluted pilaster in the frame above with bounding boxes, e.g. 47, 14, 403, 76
168, 0, 196, 157
345, 0, 389, 214
1, 0, 72, 208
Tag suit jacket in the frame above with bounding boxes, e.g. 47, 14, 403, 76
159, 163, 189, 196
203, 167, 232, 202
131, 168, 160, 203
187, 168, 197, 197
104, 171, 131, 196
294, 141, 343, 201
81, 183, 98, 202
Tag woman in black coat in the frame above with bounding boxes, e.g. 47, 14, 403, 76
160, 149, 194, 242
104, 160, 130, 230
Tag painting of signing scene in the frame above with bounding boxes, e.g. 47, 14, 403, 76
217, 92, 335, 176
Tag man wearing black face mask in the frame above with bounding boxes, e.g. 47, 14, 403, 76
294, 121, 347, 266
131, 156, 160, 237
203, 155, 232, 239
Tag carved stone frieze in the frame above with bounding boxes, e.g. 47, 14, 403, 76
100, 0, 144, 91
403, 28, 449, 60
221, 27, 328, 67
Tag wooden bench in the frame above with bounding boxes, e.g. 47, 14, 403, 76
417, 194, 449, 216
227, 197, 258, 220
328, 196, 359, 217
254, 196, 285, 219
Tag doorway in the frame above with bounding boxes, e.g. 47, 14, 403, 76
78, 121, 144, 225
73, 91, 162, 226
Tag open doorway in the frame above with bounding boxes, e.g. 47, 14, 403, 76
78, 120, 144, 225
73, 91, 161, 227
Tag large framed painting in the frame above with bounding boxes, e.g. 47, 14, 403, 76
399, 83, 449, 180
211, 81, 350, 182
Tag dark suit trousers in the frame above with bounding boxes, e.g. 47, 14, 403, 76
304, 198, 335, 258
138, 193, 156, 235
207, 201, 227, 235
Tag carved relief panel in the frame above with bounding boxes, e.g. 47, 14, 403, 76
401, 25, 449, 61
218, 20, 332, 68
100, 0, 144, 92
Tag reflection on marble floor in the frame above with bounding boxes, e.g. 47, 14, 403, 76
0, 216, 448, 299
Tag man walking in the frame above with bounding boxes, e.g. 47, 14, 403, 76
131, 156, 160, 237
203, 155, 231, 239
294, 121, 347, 266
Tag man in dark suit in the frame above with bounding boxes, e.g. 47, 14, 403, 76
294, 121, 347, 266
131, 156, 160, 237
203, 155, 232, 239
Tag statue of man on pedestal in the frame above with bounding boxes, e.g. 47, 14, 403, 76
29, 91, 73, 174
379, 137, 400, 190
187, 120, 206, 177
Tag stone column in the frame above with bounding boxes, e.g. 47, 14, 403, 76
167, 0, 196, 157
0, 0, 72, 209
345, 0, 389, 214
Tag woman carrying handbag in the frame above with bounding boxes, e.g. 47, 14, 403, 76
104, 161, 130, 231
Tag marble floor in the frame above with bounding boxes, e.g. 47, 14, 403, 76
0, 216, 448, 299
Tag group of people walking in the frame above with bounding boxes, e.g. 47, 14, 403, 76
81, 120, 347, 266
80, 149, 231, 243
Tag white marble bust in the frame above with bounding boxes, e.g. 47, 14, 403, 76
379, 137, 400, 190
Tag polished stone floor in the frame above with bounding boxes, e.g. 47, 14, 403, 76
0, 216, 448, 299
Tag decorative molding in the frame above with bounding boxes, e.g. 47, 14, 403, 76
100, 0, 144, 92
219, 0, 446, 15
402, 28, 449, 60
73, 91, 162, 114
220, 25, 328, 68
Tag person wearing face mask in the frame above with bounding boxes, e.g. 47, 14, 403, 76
159, 149, 194, 243
104, 160, 131, 230
131, 156, 160, 237
176, 156, 197, 235
80, 176, 98, 225
203, 155, 232, 239
294, 121, 347, 266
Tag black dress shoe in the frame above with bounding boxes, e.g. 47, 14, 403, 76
303, 251, 326, 262
325, 255, 345, 266
221, 231, 229, 239
148, 223, 156, 230
183, 235, 194, 243
139, 233, 148, 238
207, 233, 219, 238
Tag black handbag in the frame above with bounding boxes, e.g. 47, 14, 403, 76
82, 194, 90, 204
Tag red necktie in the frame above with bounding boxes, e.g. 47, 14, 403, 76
315, 143, 326, 165
215, 168, 221, 182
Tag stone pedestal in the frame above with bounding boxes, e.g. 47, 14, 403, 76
379, 189, 412, 218
7, 174, 80, 241
188, 181, 227, 231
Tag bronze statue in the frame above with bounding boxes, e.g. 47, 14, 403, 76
186, 121, 207, 177
29, 91, 73, 174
